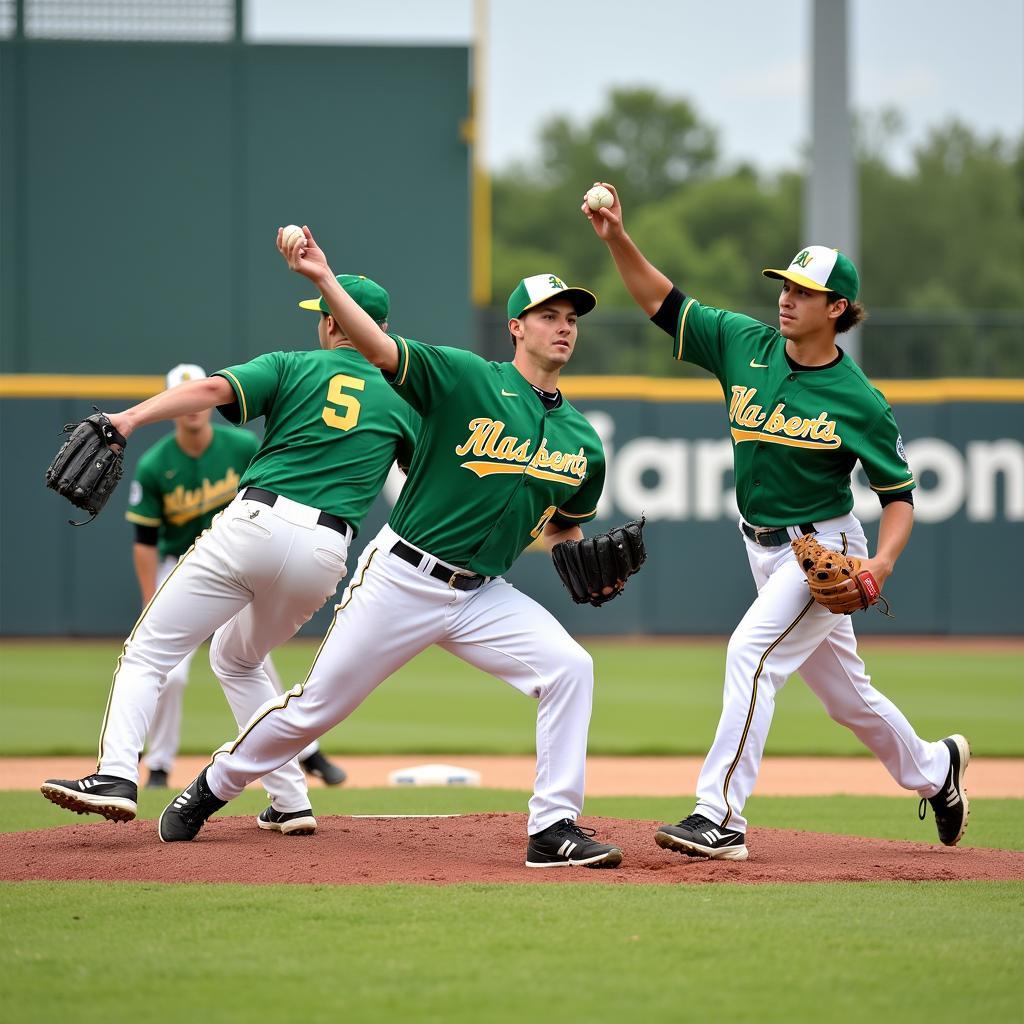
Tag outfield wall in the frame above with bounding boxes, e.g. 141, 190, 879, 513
2, 377, 1020, 637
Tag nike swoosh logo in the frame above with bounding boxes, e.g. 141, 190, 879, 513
749, 359, 769, 369
165, 470, 177, 479
501, 389, 519, 397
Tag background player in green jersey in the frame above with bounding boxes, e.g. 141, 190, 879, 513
157, 224, 626, 868
42, 277, 417, 835
585, 183, 969, 861
127, 363, 346, 790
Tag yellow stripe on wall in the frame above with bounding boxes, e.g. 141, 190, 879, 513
562, 376, 1024, 403
1, 373, 1023, 403
0, 374, 164, 398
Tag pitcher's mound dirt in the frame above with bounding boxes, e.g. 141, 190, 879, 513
2, 813, 1021, 885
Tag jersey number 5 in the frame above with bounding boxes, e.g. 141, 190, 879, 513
322, 374, 366, 431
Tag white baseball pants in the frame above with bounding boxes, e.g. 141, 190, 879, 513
208, 524, 596, 834
694, 513, 951, 833
98, 493, 350, 811
144, 557, 319, 774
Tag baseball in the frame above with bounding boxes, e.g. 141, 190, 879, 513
585, 185, 614, 211
281, 224, 305, 249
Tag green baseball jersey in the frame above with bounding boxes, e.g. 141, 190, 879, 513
670, 299, 915, 525
126, 425, 259, 558
385, 336, 606, 576
215, 347, 418, 529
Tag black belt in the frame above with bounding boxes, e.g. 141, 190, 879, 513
241, 487, 353, 539
742, 521, 817, 547
390, 539, 489, 591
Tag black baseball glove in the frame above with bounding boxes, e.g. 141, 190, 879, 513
45, 411, 127, 524
551, 517, 647, 607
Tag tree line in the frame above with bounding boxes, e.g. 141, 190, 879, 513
489, 88, 1023, 374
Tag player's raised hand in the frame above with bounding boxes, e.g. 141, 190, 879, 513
277, 225, 331, 281
581, 182, 624, 241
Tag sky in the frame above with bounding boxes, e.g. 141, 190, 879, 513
247, 0, 1024, 173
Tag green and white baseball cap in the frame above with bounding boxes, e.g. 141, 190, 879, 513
299, 274, 390, 322
507, 273, 597, 320
166, 363, 206, 389
762, 246, 860, 302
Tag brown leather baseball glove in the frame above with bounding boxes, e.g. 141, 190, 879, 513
791, 534, 882, 614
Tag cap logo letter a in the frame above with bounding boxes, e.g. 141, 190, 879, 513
548, 275, 565, 290
793, 250, 813, 268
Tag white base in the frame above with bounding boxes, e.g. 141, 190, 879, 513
387, 763, 482, 787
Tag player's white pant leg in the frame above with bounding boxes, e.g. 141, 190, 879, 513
798, 617, 950, 795
207, 529, 442, 801
440, 579, 593, 835
97, 516, 256, 783
262, 653, 318, 762
693, 532, 853, 832
143, 648, 194, 772
144, 556, 196, 773
205, 512, 350, 812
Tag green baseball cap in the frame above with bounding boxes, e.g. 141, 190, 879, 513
762, 246, 860, 302
507, 273, 597, 320
298, 274, 390, 321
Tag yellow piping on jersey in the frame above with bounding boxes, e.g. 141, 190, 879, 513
872, 477, 916, 492
674, 298, 697, 361
459, 461, 584, 487
218, 370, 247, 424
393, 336, 411, 387
731, 428, 842, 450
125, 511, 163, 527
556, 506, 596, 520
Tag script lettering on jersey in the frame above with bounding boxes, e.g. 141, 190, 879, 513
454, 418, 587, 486
728, 387, 842, 450
162, 468, 242, 526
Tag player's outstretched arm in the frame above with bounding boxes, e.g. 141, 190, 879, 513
581, 182, 673, 317
859, 499, 914, 590
277, 225, 399, 374
106, 377, 234, 440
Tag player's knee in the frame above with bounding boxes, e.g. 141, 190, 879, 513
560, 642, 594, 686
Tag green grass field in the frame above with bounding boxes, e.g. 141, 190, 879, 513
1, 638, 1021, 757
2, 789, 1022, 1024
1, 638, 1021, 1022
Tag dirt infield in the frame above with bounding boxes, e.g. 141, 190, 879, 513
5, 755, 1023, 796
2, 813, 1021, 885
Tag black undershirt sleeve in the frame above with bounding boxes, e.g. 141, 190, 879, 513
650, 287, 686, 336
878, 491, 914, 508
134, 525, 159, 546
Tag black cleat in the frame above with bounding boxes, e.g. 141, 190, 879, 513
145, 768, 170, 789
655, 813, 749, 861
919, 734, 971, 846
525, 819, 622, 868
40, 774, 137, 822
257, 806, 317, 836
300, 750, 347, 786
158, 767, 226, 843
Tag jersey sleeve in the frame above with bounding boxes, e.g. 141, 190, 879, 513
668, 299, 765, 378
551, 452, 606, 529
125, 455, 163, 527
858, 402, 916, 495
385, 336, 477, 415
214, 352, 285, 425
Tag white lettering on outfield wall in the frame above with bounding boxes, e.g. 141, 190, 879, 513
380, 422, 1023, 525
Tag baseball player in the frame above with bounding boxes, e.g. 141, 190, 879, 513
156, 224, 625, 869
585, 183, 969, 860
127, 363, 346, 789
42, 275, 418, 834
